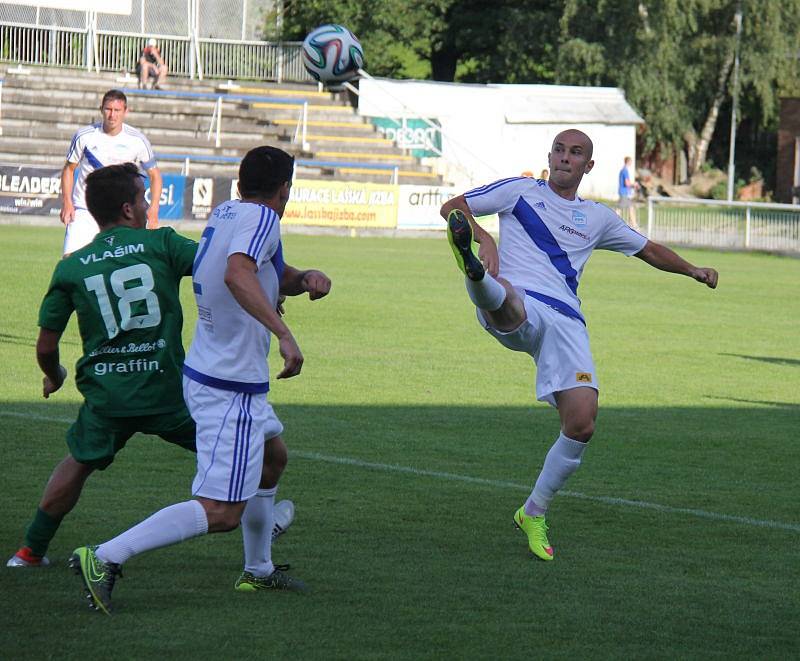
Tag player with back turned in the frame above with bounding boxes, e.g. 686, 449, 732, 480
441, 129, 718, 562
7, 162, 197, 569
70, 146, 331, 614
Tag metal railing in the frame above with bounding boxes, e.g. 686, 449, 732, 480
647, 196, 800, 254
0, 23, 308, 82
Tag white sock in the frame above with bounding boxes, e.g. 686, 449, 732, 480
464, 274, 506, 311
96, 500, 208, 565
526, 433, 587, 516
241, 487, 276, 578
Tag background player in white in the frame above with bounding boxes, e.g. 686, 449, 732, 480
71, 146, 331, 614
441, 129, 718, 562
60, 89, 162, 255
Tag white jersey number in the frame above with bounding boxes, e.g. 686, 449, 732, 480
84, 264, 161, 339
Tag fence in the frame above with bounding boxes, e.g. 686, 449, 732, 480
0, 1, 309, 82
647, 196, 800, 254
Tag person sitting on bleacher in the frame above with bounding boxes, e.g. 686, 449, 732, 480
138, 38, 168, 90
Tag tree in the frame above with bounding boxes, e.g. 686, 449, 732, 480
277, 0, 546, 82
274, 0, 800, 183
553, 0, 800, 176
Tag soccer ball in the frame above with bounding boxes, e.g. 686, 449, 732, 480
301, 24, 364, 88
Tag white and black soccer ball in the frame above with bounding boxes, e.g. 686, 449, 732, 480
302, 24, 364, 87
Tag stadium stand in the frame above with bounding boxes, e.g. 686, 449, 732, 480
0, 66, 443, 184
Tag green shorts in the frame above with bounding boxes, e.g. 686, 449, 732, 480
66, 403, 197, 470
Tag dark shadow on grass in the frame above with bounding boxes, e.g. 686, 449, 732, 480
2, 399, 799, 653
720, 353, 800, 367
2, 398, 798, 472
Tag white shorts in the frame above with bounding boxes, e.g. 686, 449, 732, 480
477, 289, 598, 407
63, 208, 100, 255
182, 377, 284, 502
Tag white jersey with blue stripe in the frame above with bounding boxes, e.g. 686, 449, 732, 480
184, 199, 284, 393
465, 177, 648, 323
66, 122, 157, 210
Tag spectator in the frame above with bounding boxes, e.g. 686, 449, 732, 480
138, 38, 168, 90
617, 156, 640, 230
539, 168, 549, 181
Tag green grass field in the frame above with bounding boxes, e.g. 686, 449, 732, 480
1, 225, 799, 659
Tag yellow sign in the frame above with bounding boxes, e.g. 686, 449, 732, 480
284, 179, 399, 228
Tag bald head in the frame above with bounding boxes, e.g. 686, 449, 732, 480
547, 129, 595, 200
552, 129, 593, 160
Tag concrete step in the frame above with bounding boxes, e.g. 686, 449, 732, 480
2, 77, 351, 110
0, 150, 441, 184
270, 118, 380, 137
315, 150, 416, 163
0, 65, 326, 95
0, 135, 241, 159
0, 121, 296, 150
1, 91, 273, 120
0, 137, 430, 173
0, 111, 411, 156
0, 116, 404, 156
1, 94, 365, 127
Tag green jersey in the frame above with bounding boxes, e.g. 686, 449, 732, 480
39, 226, 198, 416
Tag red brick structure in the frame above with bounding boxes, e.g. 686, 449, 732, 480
776, 98, 800, 203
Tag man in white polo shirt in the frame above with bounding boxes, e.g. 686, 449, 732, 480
60, 89, 162, 255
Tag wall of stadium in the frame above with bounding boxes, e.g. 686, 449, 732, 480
0, 164, 475, 231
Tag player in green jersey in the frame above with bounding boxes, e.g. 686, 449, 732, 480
7, 163, 198, 568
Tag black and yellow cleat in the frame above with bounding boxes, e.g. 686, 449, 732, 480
235, 565, 308, 593
69, 546, 122, 614
446, 209, 485, 281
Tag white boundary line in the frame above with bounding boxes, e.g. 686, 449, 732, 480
4, 410, 799, 533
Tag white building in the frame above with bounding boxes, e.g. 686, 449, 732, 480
358, 78, 644, 201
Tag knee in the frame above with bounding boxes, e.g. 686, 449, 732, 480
564, 418, 595, 443
265, 436, 288, 476
215, 515, 241, 533
203, 502, 243, 533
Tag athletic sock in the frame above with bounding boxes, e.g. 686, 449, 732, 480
24, 508, 63, 557
96, 500, 208, 565
464, 274, 506, 311
241, 487, 276, 578
526, 433, 588, 515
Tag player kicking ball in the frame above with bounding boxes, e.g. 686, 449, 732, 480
442, 129, 718, 561
70, 146, 331, 613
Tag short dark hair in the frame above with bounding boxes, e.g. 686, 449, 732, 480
238, 146, 294, 198
85, 163, 142, 227
101, 89, 127, 108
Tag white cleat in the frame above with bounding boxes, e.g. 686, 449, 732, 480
7, 549, 51, 567
272, 499, 295, 542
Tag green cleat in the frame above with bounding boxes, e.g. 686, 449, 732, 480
69, 546, 122, 614
235, 565, 308, 593
513, 506, 554, 561
446, 209, 485, 281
